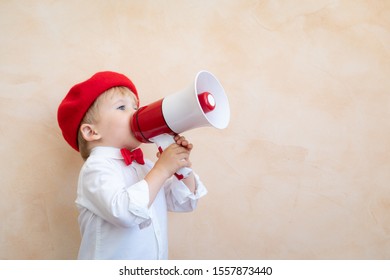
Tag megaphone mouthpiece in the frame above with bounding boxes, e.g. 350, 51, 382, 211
130, 98, 174, 143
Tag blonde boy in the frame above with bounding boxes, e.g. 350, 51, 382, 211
57, 71, 207, 259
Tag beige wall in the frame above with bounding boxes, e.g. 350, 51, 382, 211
1, 0, 390, 259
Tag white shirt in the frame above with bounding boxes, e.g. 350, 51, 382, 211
75, 146, 207, 260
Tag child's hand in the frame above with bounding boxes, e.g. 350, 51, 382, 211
154, 135, 193, 179
155, 135, 193, 158
174, 135, 197, 193
145, 135, 196, 206
173, 134, 193, 151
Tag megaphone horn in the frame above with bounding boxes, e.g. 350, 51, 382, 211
130, 70, 230, 179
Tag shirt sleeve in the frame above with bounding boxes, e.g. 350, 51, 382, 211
164, 172, 208, 212
125, 179, 150, 220
76, 158, 151, 228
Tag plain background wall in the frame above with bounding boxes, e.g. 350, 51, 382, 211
1, 0, 389, 259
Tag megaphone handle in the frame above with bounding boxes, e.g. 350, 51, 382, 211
149, 134, 192, 180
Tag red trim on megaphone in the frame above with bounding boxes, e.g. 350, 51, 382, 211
197, 92, 216, 113
130, 98, 174, 143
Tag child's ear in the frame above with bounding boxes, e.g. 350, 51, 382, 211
80, 124, 101, 142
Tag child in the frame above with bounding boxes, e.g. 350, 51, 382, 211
57, 71, 207, 259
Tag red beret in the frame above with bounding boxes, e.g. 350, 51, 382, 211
57, 71, 138, 151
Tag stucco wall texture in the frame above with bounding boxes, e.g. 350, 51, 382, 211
1, 0, 389, 259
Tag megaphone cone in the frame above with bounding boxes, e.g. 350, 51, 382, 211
130, 70, 230, 179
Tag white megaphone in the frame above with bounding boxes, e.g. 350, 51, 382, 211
130, 70, 230, 179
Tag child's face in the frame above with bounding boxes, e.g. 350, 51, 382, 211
93, 91, 141, 150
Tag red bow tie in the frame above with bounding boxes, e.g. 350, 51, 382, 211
120, 148, 145, 165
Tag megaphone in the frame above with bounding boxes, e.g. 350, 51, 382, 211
130, 70, 230, 179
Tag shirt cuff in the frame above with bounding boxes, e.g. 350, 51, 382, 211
126, 180, 150, 220
171, 173, 208, 205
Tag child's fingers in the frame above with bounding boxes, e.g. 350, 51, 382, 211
175, 135, 184, 143
175, 136, 193, 150
185, 143, 193, 150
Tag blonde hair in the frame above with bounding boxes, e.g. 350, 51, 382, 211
77, 86, 137, 160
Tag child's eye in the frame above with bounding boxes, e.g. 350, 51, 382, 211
117, 105, 126, 111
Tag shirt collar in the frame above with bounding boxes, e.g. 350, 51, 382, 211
90, 146, 123, 160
